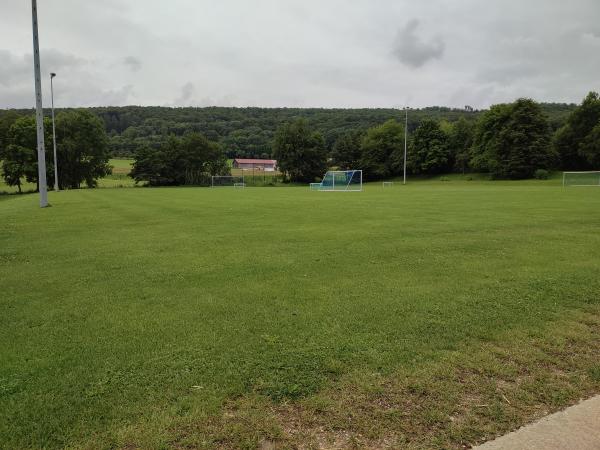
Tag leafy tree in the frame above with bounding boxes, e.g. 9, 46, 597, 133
331, 130, 363, 170
1, 145, 31, 193
447, 117, 474, 173
2, 112, 111, 191
54, 110, 111, 189
272, 119, 327, 182
409, 119, 451, 174
1, 116, 52, 192
130, 145, 170, 186
130, 132, 228, 186
359, 119, 404, 180
579, 122, 600, 167
553, 92, 600, 170
470, 104, 510, 174
471, 99, 554, 179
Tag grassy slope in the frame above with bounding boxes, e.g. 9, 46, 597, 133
1, 182, 600, 448
98, 159, 136, 189
109, 158, 134, 172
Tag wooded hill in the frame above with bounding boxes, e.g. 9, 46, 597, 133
0, 103, 577, 158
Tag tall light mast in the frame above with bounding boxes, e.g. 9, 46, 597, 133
31, 0, 49, 207
403, 107, 409, 185
50, 72, 59, 191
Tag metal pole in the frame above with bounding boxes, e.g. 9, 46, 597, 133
50, 73, 59, 191
31, 0, 48, 207
403, 107, 408, 185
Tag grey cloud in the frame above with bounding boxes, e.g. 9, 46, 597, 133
123, 56, 142, 72
392, 19, 445, 67
2, 1, 600, 109
94, 85, 135, 106
43, 49, 87, 71
0, 48, 132, 108
0, 50, 30, 87
0, 48, 86, 88
477, 63, 541, 85
174, 82, 195, 105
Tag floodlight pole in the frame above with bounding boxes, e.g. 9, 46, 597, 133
403, 107, 409, 185
31, 0, 48, 207
50, 72, 59, 191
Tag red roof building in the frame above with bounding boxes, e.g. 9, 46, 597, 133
232, 159, 278, 171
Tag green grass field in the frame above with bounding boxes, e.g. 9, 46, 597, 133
1, 182, 600, 449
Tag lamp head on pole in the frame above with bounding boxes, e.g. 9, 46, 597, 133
50, 72, 56, 79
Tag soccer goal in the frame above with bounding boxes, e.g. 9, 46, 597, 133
563, 171, 600, 187
314, 170, 362, 191
211, 176, 244, 187
382, 181, 394, 188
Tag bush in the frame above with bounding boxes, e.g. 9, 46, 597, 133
534, 169, 549, 180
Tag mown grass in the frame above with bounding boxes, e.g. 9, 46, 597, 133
1, 182, 599, 449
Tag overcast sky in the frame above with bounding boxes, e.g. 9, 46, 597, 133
1, 0, 599, 109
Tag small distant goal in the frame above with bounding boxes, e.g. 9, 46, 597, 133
563, 171, 600, 187
211, 176, 245, 188
382, 181, 394, 188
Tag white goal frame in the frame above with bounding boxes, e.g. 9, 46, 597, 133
382, 181, 394, 188
312, 170, 363, 192
562, 171, 600, 187
211, 175, 245, 187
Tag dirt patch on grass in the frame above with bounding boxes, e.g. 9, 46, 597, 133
267, 307, 600, 449
158, 306, 600, 449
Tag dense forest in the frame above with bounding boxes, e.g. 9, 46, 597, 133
0, 103, 577, 159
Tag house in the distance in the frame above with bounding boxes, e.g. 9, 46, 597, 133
232, 158, 278, 172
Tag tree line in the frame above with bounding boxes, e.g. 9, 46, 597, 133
0, 94, 597, 190
273, 93, 600, 182
1, 103, 575, 159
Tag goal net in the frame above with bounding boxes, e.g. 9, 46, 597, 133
563, 171, 600, 187
211, 176, 244, 187
315, 170, 362, 191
